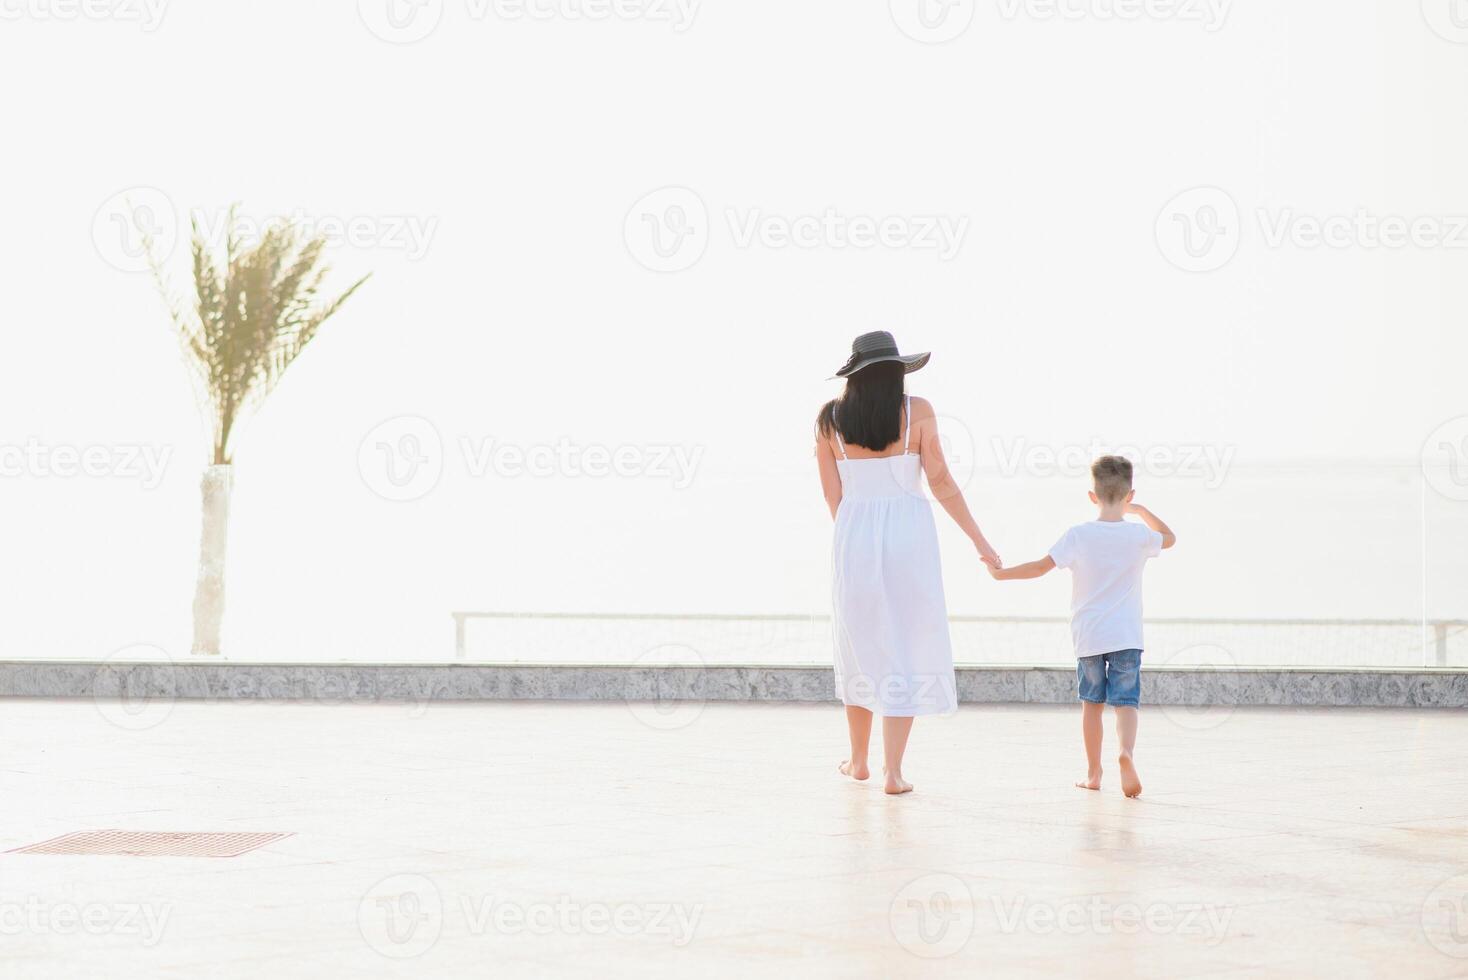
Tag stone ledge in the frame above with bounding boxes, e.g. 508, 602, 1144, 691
4, 662, 1466, 707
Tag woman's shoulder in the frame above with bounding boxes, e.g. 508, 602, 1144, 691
908, 395, 936, 418
814, 398, 838, 438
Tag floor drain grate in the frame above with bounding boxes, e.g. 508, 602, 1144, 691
7, 830, 293, 858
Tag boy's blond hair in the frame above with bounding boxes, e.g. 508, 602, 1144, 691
1091, 455, 1133, 504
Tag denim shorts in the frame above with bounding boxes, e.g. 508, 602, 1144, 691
1076, 649, 1142, 708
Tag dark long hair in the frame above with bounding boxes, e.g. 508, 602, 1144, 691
815, 360, 906, 451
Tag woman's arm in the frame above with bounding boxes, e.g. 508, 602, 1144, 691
815, 436, 842, 519
912, 397, 1002, 568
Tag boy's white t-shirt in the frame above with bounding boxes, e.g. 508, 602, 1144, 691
1048, 520, 1164, 659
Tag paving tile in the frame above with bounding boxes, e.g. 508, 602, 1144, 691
1, 698, 1465, 976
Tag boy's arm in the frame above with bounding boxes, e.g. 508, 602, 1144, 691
1127, 503, 1176, 549
988, 556, 1056, 581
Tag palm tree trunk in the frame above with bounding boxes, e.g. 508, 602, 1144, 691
191, 464, 233, 655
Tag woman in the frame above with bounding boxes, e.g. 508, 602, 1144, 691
815, 332, 1002, 794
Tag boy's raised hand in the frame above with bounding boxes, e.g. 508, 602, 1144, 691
1126, 501, 1177, 549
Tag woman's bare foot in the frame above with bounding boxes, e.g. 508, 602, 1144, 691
1075, 771, 1102, 791
1118, 755, 1142, 798
882, 768, 913, 795
839, 760, 870, 781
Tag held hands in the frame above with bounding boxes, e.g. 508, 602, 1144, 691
976, 538, 1002, 571
985, 556, 1053, 581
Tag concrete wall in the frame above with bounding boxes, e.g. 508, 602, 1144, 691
8, 662, 1467, 708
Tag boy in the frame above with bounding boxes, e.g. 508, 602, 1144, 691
987, 455, 1175, 798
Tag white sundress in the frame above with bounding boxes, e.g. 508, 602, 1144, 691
830, 395, 958, 717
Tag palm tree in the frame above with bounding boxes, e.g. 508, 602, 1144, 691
151, 207, 369, 655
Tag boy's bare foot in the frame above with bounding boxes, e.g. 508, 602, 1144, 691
839, 760, 870, 781
1118, 755, 1142, 798
1075, 771, 1102, 791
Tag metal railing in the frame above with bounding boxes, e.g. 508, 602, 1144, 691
450, 611, 1468, 667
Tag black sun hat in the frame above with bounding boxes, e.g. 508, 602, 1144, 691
832, 331, 931, 379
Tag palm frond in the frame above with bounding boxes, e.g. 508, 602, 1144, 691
150, 204, 370, 465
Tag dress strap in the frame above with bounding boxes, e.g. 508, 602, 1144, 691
832, 403, 848, 459
903, 394, 913, 452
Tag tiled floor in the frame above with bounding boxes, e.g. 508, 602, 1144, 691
3, 698, 1466, 977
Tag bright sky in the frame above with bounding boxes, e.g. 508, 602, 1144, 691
1, 0, 1465, 662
